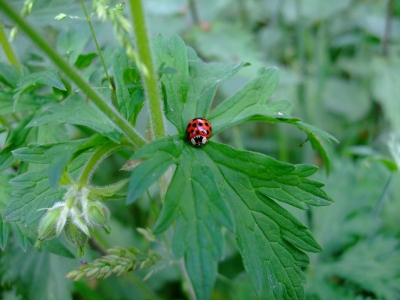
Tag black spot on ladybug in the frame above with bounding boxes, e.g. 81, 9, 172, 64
191, 130, 194, 134
196, 130, 200, 135
206, 130, 209, 134
198, 122, 203, 126
205, 122, 209, 126
192, 124, 197, 128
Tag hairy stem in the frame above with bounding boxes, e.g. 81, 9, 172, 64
78, 142, 125, 185
0, 22, 22, 73
0, 1, 146, 149
128, 0, 166, 139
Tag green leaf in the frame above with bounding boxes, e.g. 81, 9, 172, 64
321, 237, 400, 300
0, 242, 74, 300
153, 35, 244, 132
372, 57, 400, 133
127, 136, 183, 203
209, 68, 295, 133
0, 113, 35, 172
0, 91, 47, 115
14, 69, 66, 104
56, 25, 91, 65
12, 139, 92, 187
3, 168, 66, 226
10, 223, 29, 251
74, 52, 98, 69
27, 94, 122, 143
0, 221, 10, 250
13, 135, 105, 166
128, 137, 331, 299
0, 62, 20, 88
113, 49, 133, 120
295, 122, 339, 174
40, 238, 75, 258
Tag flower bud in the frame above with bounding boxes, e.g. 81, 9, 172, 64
37, 206, 63, 241
88, 201, 111, 234
65, 220, 89, 256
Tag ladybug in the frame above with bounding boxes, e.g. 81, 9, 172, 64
186, 118, 212, 147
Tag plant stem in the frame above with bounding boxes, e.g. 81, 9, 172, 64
382, 0, 393, 56
0, 21, 22, 73
128, 0, 166, 140
188, 0, 200, 26
80, 0, 117, 106
78, 142, 125, 185
237, 0, 249, 27
0, 1, 146, 149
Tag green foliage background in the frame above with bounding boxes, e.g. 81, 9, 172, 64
1, 0, 400, 299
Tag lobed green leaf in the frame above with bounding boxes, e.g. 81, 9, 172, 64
128, 135, 330, 299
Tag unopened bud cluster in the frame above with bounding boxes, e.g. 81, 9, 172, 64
35, 185, 111, 253
65, 246, 161, 281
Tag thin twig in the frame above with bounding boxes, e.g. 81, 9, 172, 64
188, 0, 200, 26
80, 0, 117, 106
382, 0, 393, 56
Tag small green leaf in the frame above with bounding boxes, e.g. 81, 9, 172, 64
114, 49, 133, 120
27, 95, 122, 143
0, 113, 35, 172
14, 69, 66, 105
0, 62, 20, 88
0, 221, 10, 250
74, 53, 98, 69
296, 122, 339, 174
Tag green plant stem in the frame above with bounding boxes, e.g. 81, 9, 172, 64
129, 0, 166, 139
78, 142, 125, 184
237, 0, 249, 27
188, 0, 200, 26
0, 21, 22, 73
382, 0, 393, 56
0, 1, 146, 149
80, 0, 117, 106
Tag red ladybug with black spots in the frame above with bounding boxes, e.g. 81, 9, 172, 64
186, 118, 212, 147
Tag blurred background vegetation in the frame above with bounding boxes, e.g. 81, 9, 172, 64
1, 0, 400, 299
